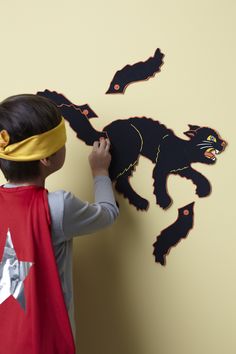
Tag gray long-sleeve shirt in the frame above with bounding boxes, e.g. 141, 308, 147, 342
4, 176, 119, 318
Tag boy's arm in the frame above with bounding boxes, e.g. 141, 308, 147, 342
62, 175, 119, 239
49, 137, 119, 243
48, 176, 119, 244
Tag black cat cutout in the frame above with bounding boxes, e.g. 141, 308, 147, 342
41, 48, 226, 265
106, 48, 164, 94
153, 202, 195, 265
37, 90, 227, 213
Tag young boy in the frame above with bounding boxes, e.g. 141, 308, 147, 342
0, 94, 119, 354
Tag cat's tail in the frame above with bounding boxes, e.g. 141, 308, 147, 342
61, 105, 106, 145
37, 90, 106, 145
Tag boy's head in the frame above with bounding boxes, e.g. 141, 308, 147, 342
0, 94, 66, 183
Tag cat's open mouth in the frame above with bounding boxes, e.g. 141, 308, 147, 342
204, 148, 220, 161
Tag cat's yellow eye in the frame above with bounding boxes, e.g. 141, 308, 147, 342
207, 135, 217, 142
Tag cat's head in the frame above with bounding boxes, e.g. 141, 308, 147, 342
184, 125, 227, 164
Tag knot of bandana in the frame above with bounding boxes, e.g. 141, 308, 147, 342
0, 130, 10, 151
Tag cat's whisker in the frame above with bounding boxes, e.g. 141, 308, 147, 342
199, 146, 213, 150
202, 140, 213, 143
197, 143, 212, 146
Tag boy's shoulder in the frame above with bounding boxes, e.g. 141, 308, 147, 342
47, 190, 85, 211
48, 189, 76, 202
47, 189, 69, 208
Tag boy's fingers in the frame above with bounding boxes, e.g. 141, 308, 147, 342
105, 139, 111, 152
93, 141, 99, 149
99, 137, 106, 150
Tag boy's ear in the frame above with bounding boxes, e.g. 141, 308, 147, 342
40, 157, 51, 167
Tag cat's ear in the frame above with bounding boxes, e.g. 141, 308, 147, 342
184, 124, 200, 138
184, 130, 196, 138
188, 124, 200, 130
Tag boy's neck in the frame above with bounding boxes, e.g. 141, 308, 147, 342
8, 176, 46, 188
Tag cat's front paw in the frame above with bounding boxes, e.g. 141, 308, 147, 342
196, 182, 211, 197
134, 197, 149, 211
157, 195, 172, 210
155, 254, 166, 266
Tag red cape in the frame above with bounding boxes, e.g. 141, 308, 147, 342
0, 185, 75, 354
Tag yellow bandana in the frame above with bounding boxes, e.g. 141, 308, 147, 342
0, 117, 66, 161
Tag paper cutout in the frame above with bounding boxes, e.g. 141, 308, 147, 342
37, 90, 226, 211
37, 90, 106, 145
37, 90, 98, 119
37, 88, 227, 265
109, 120, 226, 210
106, 48, 164, 94
153, 202, 194, 265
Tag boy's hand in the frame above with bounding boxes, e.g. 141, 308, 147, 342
89, 138, 111, 177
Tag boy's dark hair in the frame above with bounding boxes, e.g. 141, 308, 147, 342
0, 94, 62, 182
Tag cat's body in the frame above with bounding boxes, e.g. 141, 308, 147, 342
103, 117, 226, 209
37, 91, 226, 210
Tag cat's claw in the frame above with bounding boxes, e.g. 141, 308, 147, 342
157, 196, 172, 210
154, 254, 166, 266
115, 182, 149, 210
196, 185, 211, 197
135, 198, 149, 211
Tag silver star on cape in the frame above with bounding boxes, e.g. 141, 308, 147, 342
0, 229, 33, 311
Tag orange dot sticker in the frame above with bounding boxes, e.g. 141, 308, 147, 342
114, 84, 120, 91
183, 209, 189, 216
82, 109, 89, 116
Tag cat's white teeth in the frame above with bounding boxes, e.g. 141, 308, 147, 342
204, 148, 217, 160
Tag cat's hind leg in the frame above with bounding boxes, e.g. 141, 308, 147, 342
105, 119, 149, 210
115, 171, 149, 211
152, 164, 172, 209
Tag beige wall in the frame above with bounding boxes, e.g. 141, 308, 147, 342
0, 1, 235, 353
